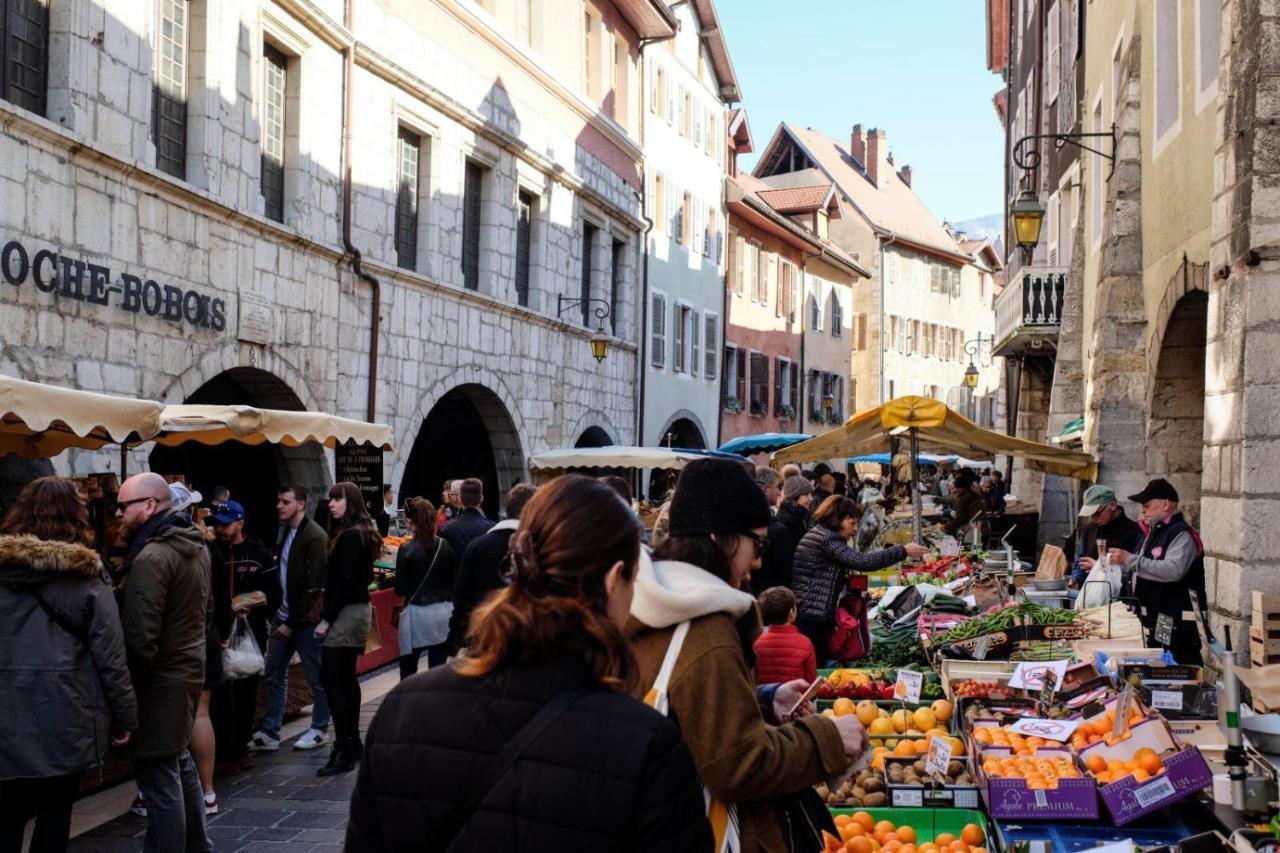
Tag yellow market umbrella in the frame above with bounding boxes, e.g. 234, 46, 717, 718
0, 374, 163, 459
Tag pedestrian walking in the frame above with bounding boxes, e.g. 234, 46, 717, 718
438, 478, 494, 556
251, 485, 331, 753
346, 475, 712, 852
630, 458, 869, 853
752, 467, 795, 593
394, 498, 458, 679
209, 500, 278, 774
792, 496, 926, 664
114, 472, 212, 853
314, 482, 379, 776
446, 483, 536, 655
753, 587, 817, 687
0, 477, 137, 853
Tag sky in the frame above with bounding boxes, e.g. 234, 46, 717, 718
717, 0, 1005, 227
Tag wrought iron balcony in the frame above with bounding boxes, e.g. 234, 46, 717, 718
993, 266, 1066, 357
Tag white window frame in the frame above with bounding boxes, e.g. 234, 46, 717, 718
1046, 189, 1060, 266
1090, 91, 1104, 253
1153, 0, 1183, 158
777, 356, 792, 416
649, 288, 667, 369
723, 341, 738, 401
1194, 0, 1221, 113
673, 299, 693, 375
703, 310, 719, 381
830, 288, 842, 338
1046, 0, 1059, 106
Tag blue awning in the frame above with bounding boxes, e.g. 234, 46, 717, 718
718, 432, 813, 456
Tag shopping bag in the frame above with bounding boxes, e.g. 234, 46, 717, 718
1075, 558, 1121, 610
363, 604, 383, 655
222, 616, 265, 679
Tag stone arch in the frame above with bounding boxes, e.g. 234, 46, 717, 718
398, 372, 527, 519
153, 343, 324, 413
574, 426, 614, 447
1145, 261, 1210, 525
566, 410, 624, 451
655, 409, 709, 449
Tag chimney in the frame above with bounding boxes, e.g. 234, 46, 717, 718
866, 127, 889, 187
900, 165, 913, 188
850, 124, 867, 166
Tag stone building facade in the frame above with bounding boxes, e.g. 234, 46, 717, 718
0, 0, 675, 527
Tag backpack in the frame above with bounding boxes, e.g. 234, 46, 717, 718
828, 593, 870, 661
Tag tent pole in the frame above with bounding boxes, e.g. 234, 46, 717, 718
120, 444, 128, 478
910, 428, 922, 544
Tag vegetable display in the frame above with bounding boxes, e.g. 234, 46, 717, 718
932, 602, 1076, 645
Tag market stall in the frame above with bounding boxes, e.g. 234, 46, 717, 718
0, 373, 164, 458
717, 432, 813, 456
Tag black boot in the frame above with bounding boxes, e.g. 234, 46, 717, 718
317, 741, 355, 777
348, 736, 363, 761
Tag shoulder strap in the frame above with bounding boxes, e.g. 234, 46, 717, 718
406, 540, 442, 605
442, 684, 589, 851
644, 620, 691, 717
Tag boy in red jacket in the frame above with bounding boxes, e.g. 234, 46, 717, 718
753, 587, 818, 686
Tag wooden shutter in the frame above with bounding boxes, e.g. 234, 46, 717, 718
856, 313, 867, 351
691, 308, 700, 376
790, 362, 799, 413
650, 292, 666, 368
673, 303, 685, 372
773, 359, 785, 415
809, 369, 821, 419
703, 313, 719, 379
749, 352, 768, 415
736, 348, 747, 404
462, 161, 483, 290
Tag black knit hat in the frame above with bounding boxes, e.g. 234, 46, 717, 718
668, 458, 772, 537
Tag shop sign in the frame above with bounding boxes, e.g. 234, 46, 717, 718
0, 238, 226, 332
335, 441, 384, 517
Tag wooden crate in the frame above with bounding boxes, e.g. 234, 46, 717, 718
1251, 635, 1280, 666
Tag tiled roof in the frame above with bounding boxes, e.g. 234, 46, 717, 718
774, 125, 967, 261
757, 184, 832, 213
728, 174, 869, 278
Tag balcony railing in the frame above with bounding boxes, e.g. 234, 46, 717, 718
993, 266, 1066, 356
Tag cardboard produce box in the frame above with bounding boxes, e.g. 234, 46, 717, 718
974, 745, 1099, 820
881, 755, 981, 810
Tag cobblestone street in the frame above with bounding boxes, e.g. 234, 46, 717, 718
64, 670, 396, 853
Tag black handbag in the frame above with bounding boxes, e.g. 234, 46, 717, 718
778, 786, 838, 853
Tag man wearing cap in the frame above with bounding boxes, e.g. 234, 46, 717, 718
1069, 485, 1143, 590
1107, 479, 1207, 665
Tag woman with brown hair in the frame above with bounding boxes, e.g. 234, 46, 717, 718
792, 495, 927, 662
0, 477, 137, 853
313, 481, 380, 777
346, 475, 711, 852
393, 498, 458, 680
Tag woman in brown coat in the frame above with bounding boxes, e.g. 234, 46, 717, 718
628, 458, 868, 853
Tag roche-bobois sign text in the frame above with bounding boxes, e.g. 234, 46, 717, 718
1, 238, 226, 332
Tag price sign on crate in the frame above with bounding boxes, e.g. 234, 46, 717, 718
924, 735, 954, 777
1008, 659, 1068, 691
895, 669, 924, 704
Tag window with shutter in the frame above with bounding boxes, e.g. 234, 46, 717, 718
261, 43, 289, 223
736, 348, 747, 405
809, 369, 821, 419
2, 0, 48, 115
673, 303, 686, 372
691, 308, 700, 376
749, 352, 768, 416
789, 362, 799, 414
650, 292, 666, 368
462, 161, 484, 290
516, 191, 533, 307
830, 289, 842, 337
722, 343, 736, 406
812, 280, 823, 331
703, 313, 719, 379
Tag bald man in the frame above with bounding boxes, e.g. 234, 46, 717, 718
115, 473, 213, 852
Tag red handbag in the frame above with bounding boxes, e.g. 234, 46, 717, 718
828, 593, 871, 661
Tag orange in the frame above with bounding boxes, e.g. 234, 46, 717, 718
961, 824, 985, 847
835, 815, 853, 829
891, 709, 912, 733
918, 845, 939, 853
874, 821, 897, 839
897, 827, 917, 844
852, 812, 875, 831
949, 841, 970, 853
1135, 747, 1156, 758
1131, 768, 1152, 783
869, 717, 896, 736
882, 842, 903, 853
912, 707, 938, 731
893, 739, 917, 756
857, 700, 881, 726
934, 834, 956, 848
932, 699, 954, 722
1138, 753, 1163, 774
833, 698, 857, 717
1085, 754, 1107, 774
846, 837, 874, 853
1107, 759, 1126, 774
824, 831, 843, 853
1095, 771, 1112, 784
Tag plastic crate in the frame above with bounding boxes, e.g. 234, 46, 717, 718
827, 807, 990, 844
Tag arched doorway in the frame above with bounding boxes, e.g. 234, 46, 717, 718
400, 384, 523, 520
575, 426, 613, 448
148, 367, 329, 540
648, 416, 707, 502
1147, 290, 1208, 525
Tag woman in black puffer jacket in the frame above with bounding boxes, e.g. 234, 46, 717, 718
346, 476, 710, 852
792, 496, 927, 663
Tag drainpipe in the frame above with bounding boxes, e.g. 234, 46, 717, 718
635, 37, 664, 452
879, 231, 898, 402
341, 0, 381, 423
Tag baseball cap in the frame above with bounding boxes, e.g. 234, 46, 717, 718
168, 482, 203, 513
1128, 478, 1179, 505
209, 499, 246, 525
1078, 485, 1116, 518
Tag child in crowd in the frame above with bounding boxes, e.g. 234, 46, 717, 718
752, 587, 817, 686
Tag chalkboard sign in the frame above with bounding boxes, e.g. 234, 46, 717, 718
335, 441, 384, 517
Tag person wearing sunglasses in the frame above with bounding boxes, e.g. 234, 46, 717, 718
793, 496, 927, 665
628, 458, 869, 853
1068, 484, 1143, 591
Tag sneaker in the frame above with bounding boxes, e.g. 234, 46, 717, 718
130, 793, 146, 817
293, 728, 327, 750
203, 792, 219, 815
247, 731, 280, 752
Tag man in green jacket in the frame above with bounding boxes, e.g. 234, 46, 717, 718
116, 473, 212, 853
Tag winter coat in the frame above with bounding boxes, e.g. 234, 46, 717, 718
751, 517, 794, 594
941, 486, 983, 536
321, 527, 375, 625
394, 537, 458, 606
119, 511, 212, 759
438, 507, 495, 558
775, 501, 810, 550
345, 656, 712, 852
221, 536, 280, 649
276, 517, 328, 630
752, 624, 817, 687
0, 535, 138, 782
628, 554, 849, 853
446, 520, 517, 654
792, 527, 906, 624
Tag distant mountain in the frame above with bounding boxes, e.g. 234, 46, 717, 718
951, 214, 1002, 243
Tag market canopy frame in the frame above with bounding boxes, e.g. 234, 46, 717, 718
0, 374, 164, 459
775, 395, 1096, 480
152, 404, 394, 450
528, 445, 745, 475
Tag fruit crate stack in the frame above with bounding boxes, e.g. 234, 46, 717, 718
1251, 591, 1280, 667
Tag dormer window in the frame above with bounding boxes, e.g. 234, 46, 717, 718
816, 209, 829, 239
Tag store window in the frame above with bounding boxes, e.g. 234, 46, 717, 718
261, 43, 288, 222
153, 0, 189, 179
395, 128, 421, 271
0, 0, 48, 115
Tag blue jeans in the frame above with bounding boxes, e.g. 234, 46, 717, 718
259, 620, 330, 740
133, 750, 209, 853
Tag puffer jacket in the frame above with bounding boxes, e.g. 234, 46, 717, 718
752, 623, 817, 686
792, 526, 906, 623
119, 511, 212, 759
345, 657, 712, 852
0, 535, 137, 781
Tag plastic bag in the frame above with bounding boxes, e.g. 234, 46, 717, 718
1075, 558, 1122, 610
222, 616, 265, 679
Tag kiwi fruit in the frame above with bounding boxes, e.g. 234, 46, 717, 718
864, 792, 888, 807
912, 759, 927, 775
947, 760, 965, 777
863, 777, 884, 793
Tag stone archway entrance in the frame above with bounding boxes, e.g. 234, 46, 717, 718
148, 367, 329, 539
575, 426, 614, 447
662, 417, 706, 450
1147, 290, 1209, 525
399, 384, 523, 520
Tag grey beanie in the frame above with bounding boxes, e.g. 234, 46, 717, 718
782, 475, 813, 501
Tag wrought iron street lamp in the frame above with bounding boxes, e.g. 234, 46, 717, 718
962, 333, 992, 420
1010, 124, 1116, 257
556, 296, 612, 363
1010, 189, 1045, 259
964, 361, 980, 390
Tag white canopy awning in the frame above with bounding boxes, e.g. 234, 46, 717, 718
0, 374, 163, 459
528, 446, 741, 473
153, 404, 394, 450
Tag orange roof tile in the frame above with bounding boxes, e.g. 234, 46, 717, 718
757, 184, 833, 213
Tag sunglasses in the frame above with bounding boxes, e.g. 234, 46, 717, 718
115, 496, 154, 511
741, 530, 770, 556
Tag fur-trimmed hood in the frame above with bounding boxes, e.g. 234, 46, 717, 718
0, 534, 102, 586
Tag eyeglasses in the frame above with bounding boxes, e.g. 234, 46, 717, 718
115, 496, 154, 511
741, 530, 770, 557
